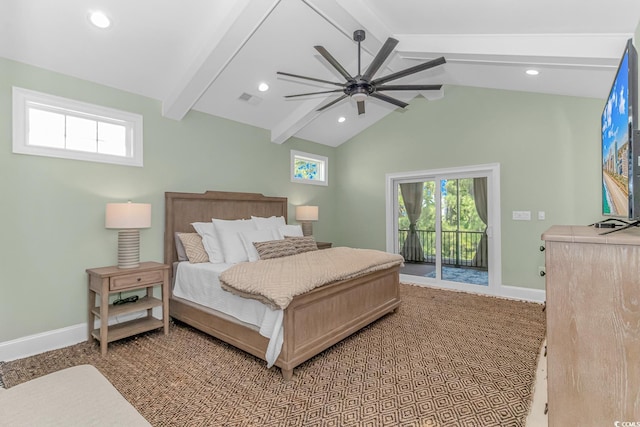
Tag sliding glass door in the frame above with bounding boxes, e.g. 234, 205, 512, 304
437, 177, 488, 286
387, 164, 500, 292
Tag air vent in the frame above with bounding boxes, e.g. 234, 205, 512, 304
238, 92, 262, 106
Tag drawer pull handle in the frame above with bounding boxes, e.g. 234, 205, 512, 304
137, 277, 141, 281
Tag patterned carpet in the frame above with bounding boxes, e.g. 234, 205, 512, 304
0, 284, 546, 426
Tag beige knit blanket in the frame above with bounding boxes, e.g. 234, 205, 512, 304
219, 247, 404, 310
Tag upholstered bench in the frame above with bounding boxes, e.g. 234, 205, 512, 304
0, 364, 150, 426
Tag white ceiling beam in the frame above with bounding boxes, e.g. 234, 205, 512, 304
420, 87, 445, 101
334, 0, 390, 48
270, 97, 325, 144
331, 0, 410, 71
396, 33, 632, 67
162, 0, 280, 120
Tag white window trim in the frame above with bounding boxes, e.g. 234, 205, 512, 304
384, 163, 524, 300
12, 87, 144, 167
290, 150, 328, 186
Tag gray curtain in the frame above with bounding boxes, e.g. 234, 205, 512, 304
400, 183, 425, 262
471, 177, 488, 268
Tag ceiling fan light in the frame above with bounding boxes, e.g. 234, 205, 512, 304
352, 92, 367, 102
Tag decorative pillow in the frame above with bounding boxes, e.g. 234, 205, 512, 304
253, 239, 298, 260
252, 215, 286, 230
285, 235, 318, 253
212, 218, 258, 264
191, 222, 224, 263
277, 224, 303, 239
177, 233, 209, 263
174, 232, 188, 261
240, 229, 279, 262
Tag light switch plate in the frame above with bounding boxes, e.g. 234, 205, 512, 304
512, 211, 531, 220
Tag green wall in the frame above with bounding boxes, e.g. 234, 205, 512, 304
0, 50, 618, 343
334, 86, 603, 290
0, 57, 336, 342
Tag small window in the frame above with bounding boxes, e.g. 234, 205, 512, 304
12, 87, 143, 167
291, 150, 328, 186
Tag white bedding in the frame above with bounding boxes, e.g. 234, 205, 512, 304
172, 262, 284, 367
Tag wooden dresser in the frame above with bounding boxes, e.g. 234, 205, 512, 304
542, 225, 640, 426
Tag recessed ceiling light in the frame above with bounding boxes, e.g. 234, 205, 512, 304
338, 116, 346, 123
526, 69, 539, 76
258, 82, 269, 92
89, 11, 111, 29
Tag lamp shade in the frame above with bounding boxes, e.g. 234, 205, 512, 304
105, 202, 151, 229
295, 205, 318, 221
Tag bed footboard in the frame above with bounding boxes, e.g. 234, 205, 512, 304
277, 265, 401, 379
169, 265, 400, 380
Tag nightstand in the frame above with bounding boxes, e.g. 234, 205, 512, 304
316, 241, 332, 250
86, 261, 170, 355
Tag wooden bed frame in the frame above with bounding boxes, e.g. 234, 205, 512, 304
164, 190, 400, 380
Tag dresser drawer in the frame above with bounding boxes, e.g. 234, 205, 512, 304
110, 270, 164, 291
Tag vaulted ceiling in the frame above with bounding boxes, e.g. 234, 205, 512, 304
1, 0, 639, 146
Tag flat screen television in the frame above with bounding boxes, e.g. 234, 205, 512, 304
601, 38, 639, 220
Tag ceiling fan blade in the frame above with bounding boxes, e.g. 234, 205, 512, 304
314, 46, 354, 82
317, 94, 349, 112
370, 92, 409, 108
285, 89, 344, 98
362, 37, 398, 81
376, 84, 442, 91
277, 71, 344, 87
357, 100, 365, 115
372, 57, 446, 86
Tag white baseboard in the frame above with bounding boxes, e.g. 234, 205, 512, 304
400, 274, 546, 303
497, 284, 546, 303
0, 323, 87, 362
0, 307, 162, 362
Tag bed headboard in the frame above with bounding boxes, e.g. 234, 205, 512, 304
164, 191, 288, 270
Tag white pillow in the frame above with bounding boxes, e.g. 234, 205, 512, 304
277, 224, 303, 239
240, 229, 279, 262
191, 222, 224, 263
252, 215, 286, 230
212, 219, 258, 263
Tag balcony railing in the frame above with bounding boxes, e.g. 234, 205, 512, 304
399, 229, 486, 269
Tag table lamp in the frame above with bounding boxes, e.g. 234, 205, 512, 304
295, 205, 318, 236
105, 202, 151, 268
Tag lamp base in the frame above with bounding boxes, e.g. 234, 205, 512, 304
301, 222, 313, 237
117, 229, 140, 269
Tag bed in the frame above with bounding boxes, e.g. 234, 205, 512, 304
164, 190, 401, 380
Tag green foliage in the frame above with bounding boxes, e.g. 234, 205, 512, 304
442, 179, 486, 232
398, 179, 486, 262
398, 179, 484, 231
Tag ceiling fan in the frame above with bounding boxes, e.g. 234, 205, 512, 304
277, 30, 446, 115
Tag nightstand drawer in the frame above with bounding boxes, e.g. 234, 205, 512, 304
110, 270, 164, 291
